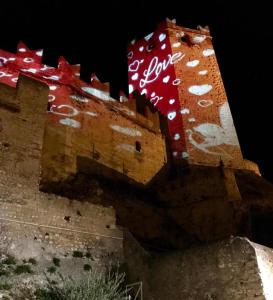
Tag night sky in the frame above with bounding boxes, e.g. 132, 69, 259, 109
1, 1, 273, 180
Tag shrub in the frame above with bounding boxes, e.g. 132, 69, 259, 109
28, 258, 37, 265
72, 251, 83, 258
47, 266, 57, 274
53, 257, 60, 267
83, 264, 91, 271
14, 264, 33, 275
35, 268, 126, 300
0, 283, 11, 290
3, 255, 16, 265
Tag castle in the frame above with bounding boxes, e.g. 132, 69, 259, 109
1, 18, 273, 299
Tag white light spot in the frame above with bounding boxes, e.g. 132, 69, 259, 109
48, 94, 55, 102
23, 57, 34, 63
174, 133, 180, 140
74, 72, 80, 77
203, 49, 215, 57
173, 42, 181, 48
127, 51, 133, 59
180, 108, 190, 114
49, 85, 57, 90
141, 89, 147, 95
59, 118, 80, 128
161, 44, 166, 50
43, 75, 60, 81
21, 68, 37, 74
40, 65, 54, 71
144, 32, 154, 41
50, 104, 79, 116
186, 60, 200, 67
70, 94, 89, 103
11, 77, 18, 83
130, 39, 136, 45
192, 35, 206, 44
81, 87, 115, 102
163, 75, 170, 83
188, 118, 196, 122
172, 152, 178, 157
110, 125, 142, 137
36, 50, 43, 56
139, 46, 144, 52
173, 79, 181, 85
84, 111, 98, 117
131, 73, 138, 81
198, 70, 208, 75
18, 48, 26, 52
116, 144, 135, 153
182, 152, 189, 159
198, 99, 213, 107
129, 84, 134, 94
159, 33, 166, 42
0, 57, 7, 64
188, 84, 212, 96
169, 99, 175, 105
8, 57, 16, 61
151, 92, 156, 97
167, 111, 176, 120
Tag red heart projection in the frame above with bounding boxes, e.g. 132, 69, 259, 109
127, 23, 187, 158
0, 42, 113, 128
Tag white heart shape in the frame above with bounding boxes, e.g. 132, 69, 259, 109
198, 70, 208, 75
203, 49, 215, 57
131, 73, 138, 81
167, 111, 176, 120
161, 44, 166, 50
163, 75, 170, 83
172, 79, 181, 85
169, 99, 175, 104
159, 33, 166, 42
59, 118, 81, 128
141, 89, 147, 95
188, 84, 213, 96
182, 152, 189, 159
173, 42, 181, 48
186, 60, 200, 67
139, 46, 144, 52
129, 84, 134, 94
174, 133, 180, 140
144, 32, 154, 41
192, 35, 206, 44
129, 60, 143, 72
180, 108, 190, 114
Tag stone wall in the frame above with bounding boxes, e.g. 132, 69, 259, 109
0, 74, 123, 265
124, 234, 268, 300
42, 90, 167, 187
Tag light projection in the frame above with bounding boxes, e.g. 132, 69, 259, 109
128, 20, 243, 165
0, 42, 115, 129
127, 24, 187, 157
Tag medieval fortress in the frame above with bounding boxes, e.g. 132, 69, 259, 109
0, 18, 273, 299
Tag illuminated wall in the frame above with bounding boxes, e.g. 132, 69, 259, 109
0, 42, 117, 129
0, 42, 167, 186
128, 20, 243, 168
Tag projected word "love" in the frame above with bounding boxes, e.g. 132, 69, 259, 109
139, 52, 184, 88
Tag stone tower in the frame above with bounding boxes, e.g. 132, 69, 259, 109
127, 19, 243, 168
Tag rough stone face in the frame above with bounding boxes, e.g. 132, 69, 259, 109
124, 234, 272, 300
0, 75, 123, 283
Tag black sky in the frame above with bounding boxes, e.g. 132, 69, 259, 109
1, 0, 273, 180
